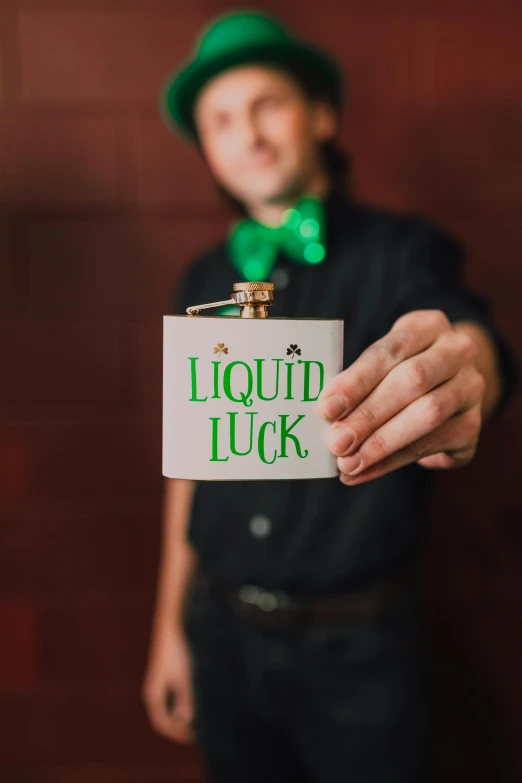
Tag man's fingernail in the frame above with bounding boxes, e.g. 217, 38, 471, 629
328, 426, 355, 456
339, 453, 363, 476
321, 394, 346, 421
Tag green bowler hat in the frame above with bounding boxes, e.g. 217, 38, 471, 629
160, 9, 345, 142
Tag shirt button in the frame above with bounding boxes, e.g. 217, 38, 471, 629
271, 267, 290, 290
249, 513, 271, 538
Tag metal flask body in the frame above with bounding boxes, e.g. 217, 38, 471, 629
163, 282, 344, 481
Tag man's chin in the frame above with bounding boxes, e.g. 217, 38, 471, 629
242, 182, 301, 207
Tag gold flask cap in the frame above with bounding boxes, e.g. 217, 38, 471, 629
186, 281, 275, 319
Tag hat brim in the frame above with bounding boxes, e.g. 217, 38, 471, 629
160, 41, 344, 142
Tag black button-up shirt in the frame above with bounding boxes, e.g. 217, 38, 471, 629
171, 193, 518, 593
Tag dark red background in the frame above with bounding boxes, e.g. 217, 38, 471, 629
1, 1, 521, 781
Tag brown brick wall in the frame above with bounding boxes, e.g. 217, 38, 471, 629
1, 1, 521, 780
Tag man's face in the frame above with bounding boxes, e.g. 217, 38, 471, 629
193, 65, 337, 207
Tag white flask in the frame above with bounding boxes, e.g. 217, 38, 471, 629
163, 282, 343, 481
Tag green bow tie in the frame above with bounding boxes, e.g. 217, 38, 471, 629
227, 196, 327, 282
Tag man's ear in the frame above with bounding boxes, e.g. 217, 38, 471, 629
313, 101, 338, 142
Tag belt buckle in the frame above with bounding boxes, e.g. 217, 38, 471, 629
238, 584, 291, 613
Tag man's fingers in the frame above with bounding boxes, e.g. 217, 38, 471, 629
146, 686, 195, 744
318, 310, 451, 422
340, 404, 482, 485
149, 701, 196, 744
327, 329, 478, 457
148, 701, 176, 736
337, 367, 483, 479
169, 716, 196, 745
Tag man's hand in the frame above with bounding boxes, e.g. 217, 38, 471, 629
142, 625, 195, 744
318, 310, 487, 485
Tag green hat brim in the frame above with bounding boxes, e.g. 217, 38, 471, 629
160, 40, 344, 142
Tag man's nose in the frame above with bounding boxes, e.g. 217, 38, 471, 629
238, 115, 263, 148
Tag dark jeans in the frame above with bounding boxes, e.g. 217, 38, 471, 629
184, 578, 432, 783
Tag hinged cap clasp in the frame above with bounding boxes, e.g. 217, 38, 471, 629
186, 281, 275, 319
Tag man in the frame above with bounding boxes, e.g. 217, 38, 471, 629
142, 9, 518, 783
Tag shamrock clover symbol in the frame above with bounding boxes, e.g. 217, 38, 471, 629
286, 344, 301, 358
213, 342, 228, 356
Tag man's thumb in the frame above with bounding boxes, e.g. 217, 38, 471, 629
173, 681, 193, 723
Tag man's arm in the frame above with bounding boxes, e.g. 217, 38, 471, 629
151, 478, 198, 633
316, 216, 518, 485
142, 478, 198, 743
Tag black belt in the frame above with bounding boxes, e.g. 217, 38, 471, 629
196, 567, 413, 629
